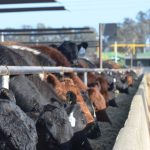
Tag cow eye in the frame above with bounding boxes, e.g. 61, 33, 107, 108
80, 90, 85, 95
63, 103, 67, 108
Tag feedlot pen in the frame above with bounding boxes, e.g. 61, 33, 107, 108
89, 76, 142, 150
0, 66, 144, 150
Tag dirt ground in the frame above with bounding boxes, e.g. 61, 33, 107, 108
88, 77, 142, 150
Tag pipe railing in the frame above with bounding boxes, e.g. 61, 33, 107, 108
0, 66, 142, 89
0, 66, 135, 75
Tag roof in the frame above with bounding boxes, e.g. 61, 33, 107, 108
0, 6, 65, 13
0, 0, 56, 4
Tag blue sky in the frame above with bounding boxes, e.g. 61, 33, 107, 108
0, 0, 149, 31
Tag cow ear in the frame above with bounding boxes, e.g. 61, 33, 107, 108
87, 87, 94, 95
0, 88, 16, 103
46, 74, 57, 86
43, 104, 57, 112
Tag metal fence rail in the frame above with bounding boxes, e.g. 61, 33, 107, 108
0, 66, 133, 75
0, 65, 142, 89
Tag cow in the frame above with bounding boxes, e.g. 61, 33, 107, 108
98, 60, 122, 69
57, 41, 79, 64
44, 73, 102, 137
113, 71, 129, 94
124, 71, 135, 86
87, 86, 111, 123
5, 44, 56, 66
29, 44, 71, 67
28, 74, 101, 149
0, 88, 38, 150
74, 57, 96, 68
26, 73, 101, 147
69, 73, 112, 122
12, 73, 94, 149
10, 74, 75, 150
45, 73, 94, 124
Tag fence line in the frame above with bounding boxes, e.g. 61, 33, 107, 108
0, 65, 143, 89
0, 66, 135, 76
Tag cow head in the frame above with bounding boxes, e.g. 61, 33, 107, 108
58, 41, 79, 64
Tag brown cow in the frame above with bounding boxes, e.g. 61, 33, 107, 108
46, 73, 94, 124
29, 45, 71, 67
125, 71, 134, 86
72, 58, 111, 105
99, 60, 122, 69
96, 75, 109, 105
87, 85, 111, 123
65, 73, 111, 123
69, 73, 88, 91
87, 86, 106, 111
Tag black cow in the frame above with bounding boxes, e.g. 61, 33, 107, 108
65, 93, 94, 150
36, 103, 74, 150
0, 88, 37, 150
58, 41, 79, 64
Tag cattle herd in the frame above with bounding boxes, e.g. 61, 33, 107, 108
0, 41, 142, 150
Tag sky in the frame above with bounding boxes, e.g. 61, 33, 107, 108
0, 0, 149, 32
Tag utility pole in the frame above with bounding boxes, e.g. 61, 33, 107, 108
99, 24, 103, 69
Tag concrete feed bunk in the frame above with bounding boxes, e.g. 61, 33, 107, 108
113, 74, 150, 150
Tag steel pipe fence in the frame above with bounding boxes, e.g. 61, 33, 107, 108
0, 66, 134, 75
0, 65, 142, 89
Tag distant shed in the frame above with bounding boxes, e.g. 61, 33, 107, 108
125, 55, 150, 67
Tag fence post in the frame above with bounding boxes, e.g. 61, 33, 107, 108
1, 32, 4, 42
84, 72, 87, 86
1, 75, 10, 89
114, 41, 118, 63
